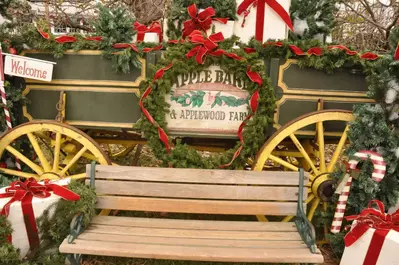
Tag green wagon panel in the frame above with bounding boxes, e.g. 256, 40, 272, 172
22, 51, 145, 87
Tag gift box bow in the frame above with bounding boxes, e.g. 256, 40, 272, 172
183, 4, 228, 38
133, 21, 163, 42
0, 178, 80, 216
344, 200, 399, 247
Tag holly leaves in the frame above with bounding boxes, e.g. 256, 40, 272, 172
171, 90, 205, 107
211, 92, 248, 108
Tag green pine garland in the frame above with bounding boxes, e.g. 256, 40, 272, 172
0, 180, 96, 265
139, 40, 275, 169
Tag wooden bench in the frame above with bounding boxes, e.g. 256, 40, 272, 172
59, 163, 324, 264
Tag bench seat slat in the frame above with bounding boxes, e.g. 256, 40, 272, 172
78, 232, 307, 249
96, 196, 301, 216
60, 239, 324, 263
91, 216, 298, 232
90, 180, 307, 201
89, 165, 308, 186
86, 224, 302, 241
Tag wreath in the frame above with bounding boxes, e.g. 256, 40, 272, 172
138, 31, 276, 169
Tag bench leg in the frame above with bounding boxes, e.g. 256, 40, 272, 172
66, 253, 82, 265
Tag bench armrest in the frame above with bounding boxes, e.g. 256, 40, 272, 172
67, 212, 85, 243
295, 169, 317, 254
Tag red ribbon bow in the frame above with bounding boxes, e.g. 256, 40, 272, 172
237, 0, 293, 42
344, 200, 399, 265
134, 21, 163, 43
0, 178, 80, 250
186, 31, 242, 64
182, 4, 228, 38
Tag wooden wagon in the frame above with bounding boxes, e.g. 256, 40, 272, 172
0, 49, 373, 224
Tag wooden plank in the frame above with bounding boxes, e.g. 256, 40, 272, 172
96, 196, 299, 216
88, 165, 309, 186
91, 216, 298, 232
59, 239, 324, 263
86, 224, 302, 241
78, 232, 307, 249
90, 180, 307, 201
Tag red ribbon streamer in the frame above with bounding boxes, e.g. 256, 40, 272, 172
237, 0, 293, 42
143, 45, 163, 53
344, 200, 399, 265
395, 43, 399, 60
134, 21, 163, 43
85, 36, 103, 41
113, 43, 139, 52
0, 178, 80, 250
139, 64, 173, 153
182, 4, 228, 38
220, 67, 261, 168
55, 36, 77, 44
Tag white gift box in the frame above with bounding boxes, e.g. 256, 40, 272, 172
0, 178, 71, 258
341, 227, 399, 265
134, 32, 161, 44
207, 20, 235, 39
234, 0, 291, 43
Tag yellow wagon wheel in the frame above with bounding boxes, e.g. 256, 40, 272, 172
0, 121, 111, 181
253, 110, 354, 222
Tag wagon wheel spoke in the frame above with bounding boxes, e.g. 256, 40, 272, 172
317, 121, 326, 172
0, 168, 40, 180
5, 145, 44, 175
52, 132, 62, 173
27, 132, 51, 172
327, 125, 349, 172
59, 147, 88, 177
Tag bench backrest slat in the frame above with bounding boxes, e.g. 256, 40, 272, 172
87, 165, 308, 216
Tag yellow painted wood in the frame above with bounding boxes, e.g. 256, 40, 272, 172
52, 132, 62, 173
0, 168, 39, 180
317, 121, 326, 172
253, 110, 354, 222
0, 121, 110, 181
60, 147, 88, 177
327, 125, 349, 173
27, 132, 51, 172
5, 145, 44, 175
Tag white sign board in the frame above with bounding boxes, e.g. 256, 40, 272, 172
4, 54, 55, 82
166, 65, 250, 138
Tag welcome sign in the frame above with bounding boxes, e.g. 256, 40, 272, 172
166, 65, 250, 138
4, 54, 55, 82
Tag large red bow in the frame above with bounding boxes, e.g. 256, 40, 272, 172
134, 21, 162, 43
344, 200, 399, 247
0, 178, 80, 249
186, 31, 242, 64
183, 4, 228, 38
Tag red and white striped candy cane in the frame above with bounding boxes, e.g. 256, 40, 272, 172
330, 150, 386, 234
0, 45, 21, 170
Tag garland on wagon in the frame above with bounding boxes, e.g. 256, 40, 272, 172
138, 30, 275, 169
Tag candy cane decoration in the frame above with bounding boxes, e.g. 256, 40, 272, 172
0, 45, 21, 170
331, 150, 386, 234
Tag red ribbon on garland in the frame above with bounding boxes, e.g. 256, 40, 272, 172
220, 67, 261, 168
182, 4, 228, 38
139, 64, 173, 153
0, 178, 80, 250
344, 200, 399, 265
134, 21, 163, 43
237, 0, 293, 42
186, 31, 242, 64
38, 29, 102, 43
112, 43, 139, 52
394, 43, 399, 60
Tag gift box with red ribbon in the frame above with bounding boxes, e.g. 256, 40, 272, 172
134, 21, 162, 43
235, 0, 293, 43
340, 200, 399, 265
0, 178, 80, 258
